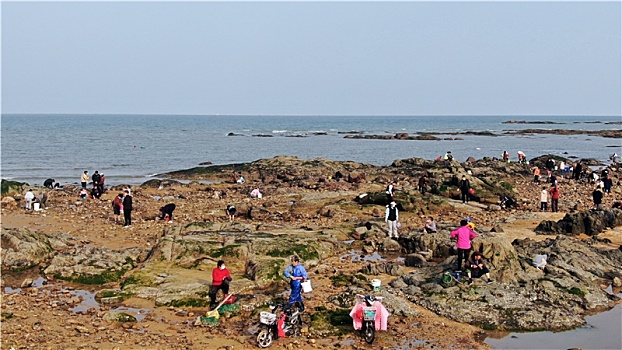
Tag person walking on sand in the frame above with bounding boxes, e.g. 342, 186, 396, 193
540, 186, 548, 211
385, 201, 399, 238
284, 255, 308, 312
112, 193, 123, 223
81, 171, 89, 188
450, 219, 476, 271
122, 189, 133, 227
549, 184, 559, 212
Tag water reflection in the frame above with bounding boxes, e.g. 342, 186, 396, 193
485, 304, 622, 350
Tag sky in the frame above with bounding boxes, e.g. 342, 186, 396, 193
2, 1, 621, 116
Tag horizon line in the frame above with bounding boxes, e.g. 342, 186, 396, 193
2, 113, 621, 118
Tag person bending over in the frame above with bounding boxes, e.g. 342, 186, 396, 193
159, 203, 176, 221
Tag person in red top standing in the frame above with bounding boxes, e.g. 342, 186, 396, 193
549, 184, 560, 212
209, 260, 232, 310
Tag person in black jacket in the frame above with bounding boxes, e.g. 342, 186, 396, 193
159, 203, 176, 221
459, 176, 471, 204
43, 178, 55, 189
122, 189, 133, 227
592, 187, 604, 210
92, 171, 101, 190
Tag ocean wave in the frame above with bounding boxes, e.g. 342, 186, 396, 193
272, 130, 288, 133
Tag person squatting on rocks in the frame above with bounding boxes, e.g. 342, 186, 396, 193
540, 186, 548, 211
79, 188, 88, 200
385, 201, 399, 238
90, 186, 102, 200
385, 181, 395, 204
451, 219, 476, 271
112, 193, 124, 223
24, 189, 35, 210
122, 189, 133, 227
283, 255, 308, 312
209, 260, 232, 310
226, 205, 236, 222
159, 203, 176, 222
422, 216, 437, 233
459, 175, 471, 204
549, 184, 559, 212
466, 251, 493, 284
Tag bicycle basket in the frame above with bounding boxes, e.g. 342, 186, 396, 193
362, 307, 376, 321
260, 311, 276, 325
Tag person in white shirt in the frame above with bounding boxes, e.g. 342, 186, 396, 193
540, 186, 548, 211
385, 201, 399, 238
24, 189, 35, 210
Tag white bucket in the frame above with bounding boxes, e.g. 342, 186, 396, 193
301, 280, 312, 293
33, 203, 41, 211
371, 279, 381, 291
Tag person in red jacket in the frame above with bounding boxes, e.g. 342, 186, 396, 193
549, 184, 560, 212
209, 260, 232, 309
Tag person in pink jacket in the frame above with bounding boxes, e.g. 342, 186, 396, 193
450, 219, 476, 271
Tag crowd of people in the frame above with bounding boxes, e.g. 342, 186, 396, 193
14, 151, 620, 322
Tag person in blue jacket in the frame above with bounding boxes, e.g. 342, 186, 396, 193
283, 255, 308, 311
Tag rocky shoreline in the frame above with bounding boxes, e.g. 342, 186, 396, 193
2, 155, 621, 349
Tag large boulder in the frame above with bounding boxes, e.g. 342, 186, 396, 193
44, 246, 146, 284
1, 228, 57, 270
535, 209, 622, 236
391, 235, 622, 331
1, 180, 28, 197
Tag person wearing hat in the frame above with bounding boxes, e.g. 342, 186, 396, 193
385, 201, 399, 238
466, 251, 493, 284
283, 255, 308, 311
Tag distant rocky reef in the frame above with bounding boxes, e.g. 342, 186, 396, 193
506, 129, 621, 139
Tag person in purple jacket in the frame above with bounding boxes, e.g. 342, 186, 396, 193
450, 219, 476, 271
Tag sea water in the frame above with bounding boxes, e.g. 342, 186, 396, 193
1, 114, 619, 186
